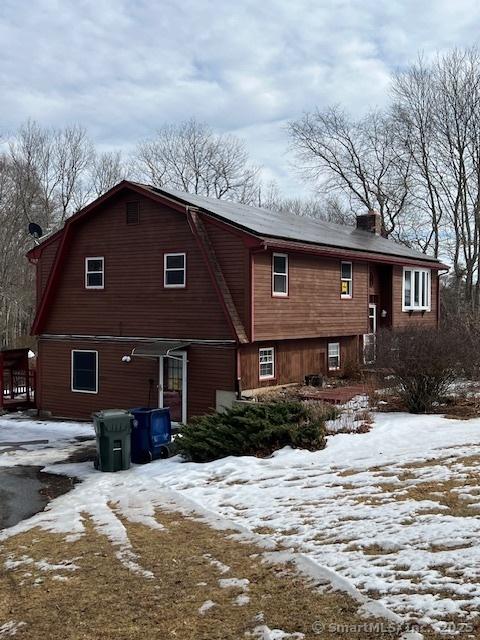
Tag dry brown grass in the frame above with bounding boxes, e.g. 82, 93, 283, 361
371, 385, 480, 419
0, 508, 417, 640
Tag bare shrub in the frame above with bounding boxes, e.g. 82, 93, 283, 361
374, 326, 476, 413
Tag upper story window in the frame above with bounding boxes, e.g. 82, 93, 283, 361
85, 257, 104, 289
71, 350, 98, 394
403, 267, 431, 311
341, 262, 352, 298
328, 342, 340, 371
272, 253, 288, 297
259, 347, 275, 380
164, 253, 186, 288
126, 201, 140, 225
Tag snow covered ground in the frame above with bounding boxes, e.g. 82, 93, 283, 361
0, 414, 94, 469
2, 411, 480, 634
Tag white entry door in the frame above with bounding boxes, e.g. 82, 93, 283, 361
363, 303, 377, 364
159, 352, 187, 424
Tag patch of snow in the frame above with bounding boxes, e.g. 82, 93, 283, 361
203, 554, 230, 574
0, 622, 26, 637
198, 600, 216, 614
235, 594, 250, 606
4, 555, 79, 573
246, 625, 304, 639
0, 414, 94, 468
219, 577, 250, 590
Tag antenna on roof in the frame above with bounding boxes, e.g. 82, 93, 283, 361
28, 222, 43, 245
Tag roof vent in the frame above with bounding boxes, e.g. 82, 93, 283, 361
126, 202, 140, 225
356, 210, 383, 236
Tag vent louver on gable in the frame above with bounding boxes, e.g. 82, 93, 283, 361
126, 202, 140, 224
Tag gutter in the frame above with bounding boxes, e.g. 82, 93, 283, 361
260, 238, 448, 270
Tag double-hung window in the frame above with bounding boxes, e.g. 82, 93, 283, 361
328, 343, 340, 371
259, 347, 275, 380
341, 262, 352, 298
164, 253, 186, 288
85, 257, 104, 289
272, 253, 288, 297
71, 350, 98, 394
402, 267, 431, 311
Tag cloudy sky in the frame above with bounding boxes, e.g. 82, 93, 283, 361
1, 0, 480, 196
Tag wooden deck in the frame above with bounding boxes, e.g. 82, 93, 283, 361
1, 348, 36, 412
299, 384, 368, 405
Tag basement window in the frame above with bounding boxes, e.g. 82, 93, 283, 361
71, 350, 98, 394
341, 262, 352, 298
403, 267, 431, 311
164, 253, 186, 288
85, 257, 104, 289
272, 253, 288, 296
328, 342, 340, 371
259, 347, 275, 380
126, 202, 140, 224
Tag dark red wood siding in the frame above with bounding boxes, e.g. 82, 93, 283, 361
41, 191, 232, 340
37, 339, 236, 420
253, 251, 369, 340
203, 219, 250, 334
239, 336, 358, 390
38, 236, 61, 301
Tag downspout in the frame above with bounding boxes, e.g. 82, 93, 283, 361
236, 349, 242, 399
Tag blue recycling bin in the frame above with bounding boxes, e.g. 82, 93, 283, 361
130, 408, 172, 464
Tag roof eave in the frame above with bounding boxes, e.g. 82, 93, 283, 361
259, 237, 447, 269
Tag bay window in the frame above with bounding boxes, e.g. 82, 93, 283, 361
402, 267, 431, 311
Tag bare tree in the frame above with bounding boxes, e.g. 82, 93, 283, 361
393, 48, 480, 308
89, 150, 127, 198
288, 107, 412, 238
0, 155, 42, 346
52, 124, 94, 218
134, 118, 260, 203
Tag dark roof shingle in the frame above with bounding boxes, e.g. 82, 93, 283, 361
141, 184, 440, 264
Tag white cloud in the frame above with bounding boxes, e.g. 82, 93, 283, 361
0, 0, 480, 196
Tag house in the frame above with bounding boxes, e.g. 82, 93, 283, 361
27, 181, 446, 421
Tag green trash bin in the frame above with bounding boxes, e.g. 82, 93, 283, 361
93, 409, 132, 472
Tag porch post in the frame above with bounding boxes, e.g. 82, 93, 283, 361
26, 356, 30, 403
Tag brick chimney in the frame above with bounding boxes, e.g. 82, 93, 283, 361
356, 210, 383, 236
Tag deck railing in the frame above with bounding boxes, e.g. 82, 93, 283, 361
2, 370, 36, 403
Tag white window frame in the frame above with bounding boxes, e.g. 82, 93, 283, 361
272, 253, 288, 297
328, 342, 341, 371
164, 252, 186, 288
71, 350, 98, 394
85, 257, 104, 290
340, 261, 353, 299
402, 267, 431, 312
259, 347, 275, 380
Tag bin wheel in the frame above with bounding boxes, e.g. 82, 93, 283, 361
137, 450, 153, 465
158, 445, 171, 459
